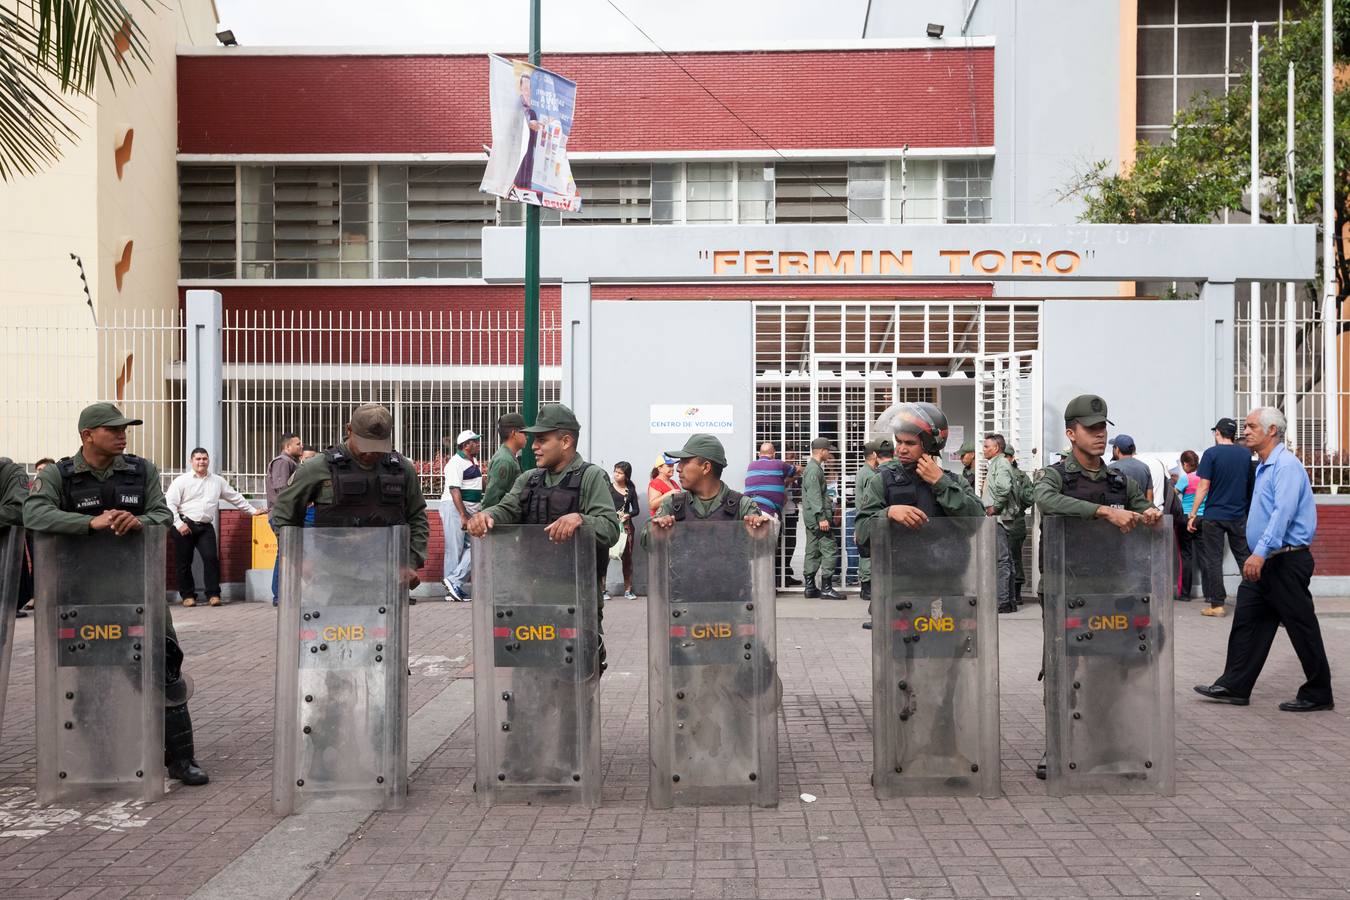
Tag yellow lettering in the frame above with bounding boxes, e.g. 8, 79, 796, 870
879, 250, 912, 274
777, 251, 810, 274
1011, 250, 1043, 274
859, 250, 874, 274
914, 616, 955, 633
939, 250, 969, 275
515, 625, 556, 641
1087, 614, 1128, 630
690, 623, 733, 640
79, 624, 123, 640
712, 250, 740, 274
321, 625, 366, 641
813, 250, 857, 275
1046, 250, 1081, 274
745, 251, 773, 275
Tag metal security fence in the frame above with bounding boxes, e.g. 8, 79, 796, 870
218, 307, 562, 495
1234, 282, 1348, 492
0, 307, 185, 483
0, 305, 560, 495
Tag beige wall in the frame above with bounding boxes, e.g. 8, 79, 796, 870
0, 1, 217, 463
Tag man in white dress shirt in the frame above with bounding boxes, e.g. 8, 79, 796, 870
165, 448, 263, 607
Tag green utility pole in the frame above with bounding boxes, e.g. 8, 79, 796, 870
520, 0, 542, 469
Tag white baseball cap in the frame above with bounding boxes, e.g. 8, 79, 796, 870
455, 429, 480, 447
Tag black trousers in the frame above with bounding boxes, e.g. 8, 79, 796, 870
172, 520, 221, 599
1177, 520, 1199, 598
1215, 551, 1332, 705
1199, 516, 1250, 604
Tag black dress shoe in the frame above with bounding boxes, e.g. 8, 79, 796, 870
1278, 698, 1334, 712
167, 759, 210, 786
1193, 684, 1250, 705
861, 621, 872, 630
1035, 754, 1047, 780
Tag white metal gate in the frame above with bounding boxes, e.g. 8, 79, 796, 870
974, 350, 1042, 491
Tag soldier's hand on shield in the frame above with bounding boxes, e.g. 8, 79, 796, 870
650, 514, 676, 530
914, 454, 945, 485
108, 509, 142, 536
465, 511, 494, 537
89, 510, 117, 532
544, 512, 585, 542
886, 504, 929, 529
1097, 506, 1140, 533
1140, 507, 1162, 526
743, 513, 769, 532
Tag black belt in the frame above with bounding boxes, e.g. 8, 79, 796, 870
1267, 545, 1309, 558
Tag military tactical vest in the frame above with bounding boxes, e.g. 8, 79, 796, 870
520, 462, 610, 582
57, 454, 148, 515
880, 464, 948, 519
669, 488, 745, 521
312, 446, 408, 528
1048, 460, 1128, 507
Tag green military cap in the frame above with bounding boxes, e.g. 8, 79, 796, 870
862, 438, 878, 455
1064, 394, 1113, 427
1004, 445, 1017, 457
350, 403, 395, 453
875, 438, 894, 455
959, 439, 975, 455
810, 437, 836, 451
665, 433, 727, 467
524, 402, 581, 434
78, 402, 143, 431
498, 412, 526, 429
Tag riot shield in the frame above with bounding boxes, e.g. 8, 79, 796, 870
871, 517, 1000, 799
1042, 516, 1174, 796
0, 526, 24, 738
33, 529, 166, 804
647, 519, 779, 808
472, 525, 601, 807
272, 526, 409, 815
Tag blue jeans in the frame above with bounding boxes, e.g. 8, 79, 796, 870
440, 503, 472, 589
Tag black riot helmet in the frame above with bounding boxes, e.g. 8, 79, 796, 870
874, 401, 950, 456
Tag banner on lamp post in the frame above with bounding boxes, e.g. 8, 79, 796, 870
480, 54, 582, 213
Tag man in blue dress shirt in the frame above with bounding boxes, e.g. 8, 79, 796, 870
1194, 407, 1332, 712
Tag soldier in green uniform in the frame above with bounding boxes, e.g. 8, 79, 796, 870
1030, 394, 1158, 779
466, 403, 620, 666
855, 403, 983, 630
853, 438, 892, 604
1002, 445, 1033, 607
801, 437, 842, 599
23, 402, 209, 786
481, 412, 526, 510
272, 403, 430, 577
1, 457, 27, 618
643, 434, 769, 545
959, 440, 977, 490
982, 433, 1020, 614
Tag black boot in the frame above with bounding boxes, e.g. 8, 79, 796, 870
860, 581, 871, 603
819, 574, 844, 600
802, 574, 821, 599
165, 703, 209, 786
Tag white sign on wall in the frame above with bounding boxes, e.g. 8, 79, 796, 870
649, 404, 735, 434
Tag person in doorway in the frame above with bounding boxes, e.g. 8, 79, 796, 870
24, 403, 209, 786
745, 441, 801, 586
165, 448, 264, 607
441, 430, 482, 601
1003, 445, 1032, 605
1194, 407, 1331, 712
1190, 417, 1255, 618
802, 437, 843, 599
983, 433, 1020, 614
608, 461, 640, 600
482, 413, 526, 510
959, 440, 977, 490
648, 455, 679, 516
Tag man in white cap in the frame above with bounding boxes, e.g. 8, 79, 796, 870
441, 429, 482, 601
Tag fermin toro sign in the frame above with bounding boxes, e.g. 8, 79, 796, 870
481, 223, 1317, 283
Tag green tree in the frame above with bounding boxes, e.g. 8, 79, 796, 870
0, 0, 154, 181
1064, 1, 1350, 311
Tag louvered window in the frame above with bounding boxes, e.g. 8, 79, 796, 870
179, 166, 236, 278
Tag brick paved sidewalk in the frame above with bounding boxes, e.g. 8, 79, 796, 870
3, 597, 1350, 900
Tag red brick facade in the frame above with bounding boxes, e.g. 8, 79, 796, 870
178, 48, 995, 155
1311, 503, 1350, 576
